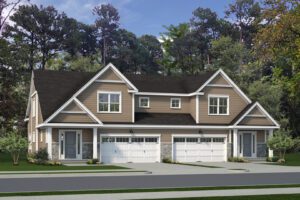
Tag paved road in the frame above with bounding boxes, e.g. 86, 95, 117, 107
1, 173, 300, 193
3, 188, 300, 200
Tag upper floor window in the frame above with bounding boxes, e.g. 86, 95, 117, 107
170, 98, 181, 109
32, 98, 36, 117
98, 92, 121, 113
208, 95, 229, 115
139, 97, 150, 108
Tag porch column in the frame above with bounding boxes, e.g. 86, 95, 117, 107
46, 127, 52, 160
268, 129, 274, 158
233, 129, 238, 157
93, 128, 98, 159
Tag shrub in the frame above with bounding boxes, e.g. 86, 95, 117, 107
0, 129, 28, 165
228, 157, 248, 163
46, 160, 62, 166
162, 158, 173, 163
266, 156, 279, 162
87, 159, 98, 164
34, 148, 49, 161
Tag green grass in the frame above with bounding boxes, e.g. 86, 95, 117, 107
0, 152, 127, 171
142, 194, 300, 200
0, 184, 300, 197
281, 152, 300, 166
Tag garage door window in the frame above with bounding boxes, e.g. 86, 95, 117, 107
186, 138, 198, 143
116, 137, 129, 143
145, 138, 158, 143
213, 138, 224, 143
200, 138, 211, 143
102, 137, 115, 143
132, 137, 144, 143
174, 138, 185, 143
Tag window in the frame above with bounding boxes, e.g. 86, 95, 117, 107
32, 98, 36, 117
132, 137, 144, 143
145, 137, 158, 143
98, 92, 121, 113
200, 138, 211, 143
139, 97, 150, 108
208, 96, 229, 115
102, 137, 115, 143
170, 98, 181, 109
116, 137, 129, 143
186, 138, 198, 143
213, 138, 224, 143
174, 138, 185, 143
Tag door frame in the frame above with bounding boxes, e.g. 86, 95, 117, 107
171, 134, 227, 162
59, 129, 82, 160
238, 131, 257, 158
99, 133, 161, 163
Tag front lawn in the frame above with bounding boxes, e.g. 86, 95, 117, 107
281, 152, 300, 166
0, 152, 127, 171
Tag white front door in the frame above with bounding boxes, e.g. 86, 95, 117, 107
100, 135, 160, 163
173, 135, 226, 162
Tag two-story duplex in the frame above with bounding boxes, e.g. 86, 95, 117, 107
25, 63, 279, 163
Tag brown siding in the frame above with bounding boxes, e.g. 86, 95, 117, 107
135, 96, 190, 113
257, 130, 265, 143
189, 96, 196, 121
78, 82, 132, 122
83, 129, 93, 142
199, 87, 248, 124
249, 107, 264, 115
98, 69, 122, 81
239, 116, 274, 126
63, 102, 82, 111
51, 113, 95, 123
52, 128, 59, 142
210, 74, 229, 85
38, 129, 47, 149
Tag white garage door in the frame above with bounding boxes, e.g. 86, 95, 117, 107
100, 135, 160, 163
173, 136, 226, 162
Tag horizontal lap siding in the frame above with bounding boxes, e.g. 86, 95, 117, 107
239, 117, 274, 126
51, 113, 95, 123
249, 107, 264, 115
210, 74, 229, 85
99, 69, 122, 81
78, 82, 132, 123
257, 130, 266, 143
199, 87, 248, 124
63, 102, 82, 111
135, 96, 190, 113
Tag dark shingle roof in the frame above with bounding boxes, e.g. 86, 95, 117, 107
125, 72, 215, 93
33, 69, 215, 121
135, 112, 196, 125
33, 70, 94, 120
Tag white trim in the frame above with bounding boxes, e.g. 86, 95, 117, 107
24, 118, 29, 122
208, 95, 229, 115
196, 95, 199, 123
234, 102, 280, 127
170, 98, 181, 109
93, 128, 98, 159
30, 91, 37, 98
233, 129, 238, 157
46, 127, 52, 160
246, 114, 267, 118
132, 93, 135, 123
196, 69, 251, 103
97, 91, 122, 113
74, 98, 103, 124
60, 111, 86, 114
138, 97, 150, 108
44, 63, 137, 123
95, 80, 125, 83
207, 84, 232, 88
136, 92, 204, 97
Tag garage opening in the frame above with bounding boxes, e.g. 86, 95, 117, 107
173, 136, 226, 162
100, 135, 160, 163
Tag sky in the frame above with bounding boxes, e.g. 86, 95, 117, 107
10, 0, 234, 37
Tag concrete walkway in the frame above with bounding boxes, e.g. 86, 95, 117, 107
2, 187, 300, 200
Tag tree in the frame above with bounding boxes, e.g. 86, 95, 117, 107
267, 129, 296, 161
4, 5, 65, 70
226, 0, 261, 47
0, 129, 28, 165
93, 3, 120, 65
210, 36, 247, 73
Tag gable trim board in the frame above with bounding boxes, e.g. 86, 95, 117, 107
233, 102, 280, 128
44, 63, 137, 124
196, 69, 251, 104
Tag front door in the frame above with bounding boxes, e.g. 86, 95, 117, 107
243, 133, 252, 157
65, 131, 77, 159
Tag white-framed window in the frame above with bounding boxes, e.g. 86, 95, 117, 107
208, 95, 229, 115
97, 91, 121, 113
170, 98, 181, 109
32, 98, 36, 117
139, 97, 150, 108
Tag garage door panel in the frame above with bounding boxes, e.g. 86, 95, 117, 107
173, 136, 226, 162
100, 136, 160, 163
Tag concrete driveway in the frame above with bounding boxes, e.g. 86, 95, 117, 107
117, 162, 300, 175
